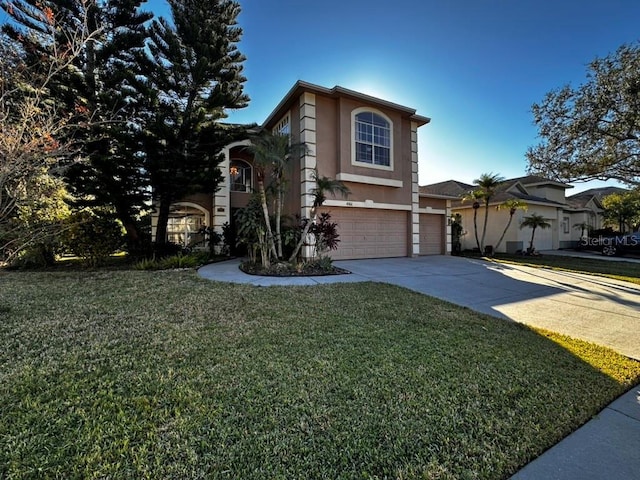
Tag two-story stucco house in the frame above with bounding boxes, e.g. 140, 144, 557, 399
152, 80, 453, 260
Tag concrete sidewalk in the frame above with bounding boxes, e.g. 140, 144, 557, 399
198, 256, 640, 479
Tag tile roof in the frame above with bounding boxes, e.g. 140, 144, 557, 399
420, 175, 570, 208
418, 180, 474, 198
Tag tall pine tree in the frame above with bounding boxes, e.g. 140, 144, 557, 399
62, 0, 153, 248
139, 0, 249, 244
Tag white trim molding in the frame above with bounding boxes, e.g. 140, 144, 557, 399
323, 199, 411, 211
336, 172, 403, 188
300, 92, 317, 259
418, 207, 447, 215
411, 121, 420, 256
216, 139, 252, 232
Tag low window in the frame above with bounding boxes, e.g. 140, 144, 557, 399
166, 207, 205, 247
230, 159, 252, 192
354, 110, 392, 168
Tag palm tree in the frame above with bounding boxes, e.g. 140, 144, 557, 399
520, 213, 551, 253
288, 171, 350, 262
473, 172, 505, 253
461, 189, 483, 252
245, 132, 307, 261
493, 199, 528, 253
461, 172, 504, 253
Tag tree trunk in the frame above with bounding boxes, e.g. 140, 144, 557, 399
473, 207, 481, 252
257, 179, 277, 262
493, 213, 515, 253
529, 226, 537, 252
275, 184, 283, 259
480, 200, 490, 253
115, 204, 141, 250
289, 206, 316, 262
155, 196, 171, 245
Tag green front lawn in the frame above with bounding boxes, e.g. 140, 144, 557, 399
483, 252, 640, 285
1, 270, 639, 479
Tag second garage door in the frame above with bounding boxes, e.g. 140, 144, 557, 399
323, 207, 408, 260
419, 214, 444, 255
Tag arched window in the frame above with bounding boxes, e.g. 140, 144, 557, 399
166, 203, 208, 247
229, 159, 252, 192
353, 109, 392, 168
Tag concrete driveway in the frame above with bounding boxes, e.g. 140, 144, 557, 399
334, 256, 640, 361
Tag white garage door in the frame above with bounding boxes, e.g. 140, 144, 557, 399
323, 208, 408, 260
420, 214, 444, 255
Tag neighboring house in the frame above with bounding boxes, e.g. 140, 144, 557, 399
565, 186, 627, 233
421, 175, 608, 253
152, 80, 453, 259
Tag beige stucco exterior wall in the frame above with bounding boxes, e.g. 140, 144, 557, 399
454, 205, 562, 253
307, 94, 414, 208
297, 90, 419, 258
526, 185, 567, 204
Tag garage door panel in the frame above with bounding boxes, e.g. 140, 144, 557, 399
420, 214, 444, 255
323, 208, 408, 260
530, 222, 553, 251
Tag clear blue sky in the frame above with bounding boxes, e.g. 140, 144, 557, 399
152, 0, 639, 193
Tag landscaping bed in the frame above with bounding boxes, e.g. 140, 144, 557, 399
239, 259, 349, 276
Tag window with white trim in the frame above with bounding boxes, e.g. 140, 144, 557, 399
229, 159, 252, 192
353, 109, 392, 168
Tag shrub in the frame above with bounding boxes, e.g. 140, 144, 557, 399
62, 210, 125, 266
133, 251, 210, 271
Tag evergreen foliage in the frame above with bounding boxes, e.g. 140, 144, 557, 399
140, 0, 249, 245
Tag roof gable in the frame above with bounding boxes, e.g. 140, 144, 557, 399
263, 80, 431, 129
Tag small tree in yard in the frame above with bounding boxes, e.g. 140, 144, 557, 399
520, 213, 551, 254
461, 190, 483, 252
62, 210, 125, 266
235, 194, 269, 267
601, 190, 640, 233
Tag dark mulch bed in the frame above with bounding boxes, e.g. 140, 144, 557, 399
239, 260, 350, 277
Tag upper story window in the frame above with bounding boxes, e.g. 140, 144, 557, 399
353, 109, 392, 169
274, 113, 290, 136
229, 159, 252, 192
